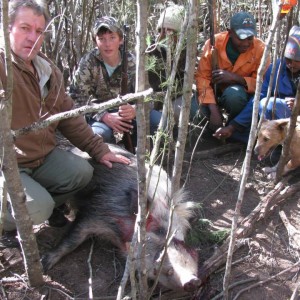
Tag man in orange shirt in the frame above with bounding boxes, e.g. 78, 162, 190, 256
195, 12, 268, 140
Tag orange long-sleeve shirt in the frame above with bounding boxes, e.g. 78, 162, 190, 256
195, 31, 268, 105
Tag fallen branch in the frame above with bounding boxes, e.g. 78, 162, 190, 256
13, 88, 153, 137
232, 260, 300, 300
87, 239, 95, 299
290, 281, 300, 300
0, 257, 23, 274
211, 276, 259, 300
198, 177, 300, 285
279, 210, 300, 250
185, 143, 244, 160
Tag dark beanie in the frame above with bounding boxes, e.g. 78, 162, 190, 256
284, 25, 300, 62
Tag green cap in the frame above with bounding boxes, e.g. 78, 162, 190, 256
93, 16, 123, 38
230, 12, 257, 40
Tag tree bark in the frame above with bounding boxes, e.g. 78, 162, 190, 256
222, 6, 282, 299
171, 0, 199, 193
13, 89, 153, 138
1, 0, 44, 286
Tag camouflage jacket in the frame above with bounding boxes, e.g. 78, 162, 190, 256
69, 47, 136, 121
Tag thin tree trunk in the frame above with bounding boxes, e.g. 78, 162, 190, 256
171, 0, 198, 193
222, 6, 282, 299
0, 0, 44, 286
134, 0, 149, 298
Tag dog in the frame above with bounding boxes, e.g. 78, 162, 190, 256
254, 116, 300, 178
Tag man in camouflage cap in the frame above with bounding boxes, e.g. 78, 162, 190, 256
92, 16, 123, 39
70, 16, 134, 144
70, 16, 160, 146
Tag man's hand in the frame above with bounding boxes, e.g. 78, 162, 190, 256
212, 69, 246, 87
213, 124, 235, 140
118, 104, 136, 121
99, 151, 131, 168
102, 112, 133, 133
285, 98, 295, 110
208, 104, 223, 131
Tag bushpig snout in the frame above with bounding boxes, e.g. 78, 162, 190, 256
145, 233, 200, 292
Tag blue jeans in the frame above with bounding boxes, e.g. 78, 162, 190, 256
153, 93, 199, 127
89, 119, 116, 143
259, 97, 291, 119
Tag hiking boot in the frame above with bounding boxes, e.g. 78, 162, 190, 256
45, 204, 69, 228
0, 230, 19, 249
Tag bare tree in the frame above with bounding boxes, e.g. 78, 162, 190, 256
0, 0, 44, 286
222, 5, 282, 299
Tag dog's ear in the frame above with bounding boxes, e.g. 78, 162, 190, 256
276, 119, 289, 131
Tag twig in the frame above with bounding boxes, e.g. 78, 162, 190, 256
0, 282, 8, 300
116, 250, 130, 300
43, 286, 74, 299
187, 143, 244, 160
183, 120, 209, 188
147, 203, 177, 299
233, 260, 300, 300
290, 281, 300, 300
215, 254, 253, 273
279, 210, 300, 250
0, 258, 23, 274
201, 155, 241, 203
87, 239, 95, 300
211, 276, 259, 300
13, 89, 153, 137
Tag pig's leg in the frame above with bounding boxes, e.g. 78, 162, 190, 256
41, 217, 123, 271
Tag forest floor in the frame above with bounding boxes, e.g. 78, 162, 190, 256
1, 129, 300, 300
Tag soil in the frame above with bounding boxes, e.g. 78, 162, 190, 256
1, 132, 300, 300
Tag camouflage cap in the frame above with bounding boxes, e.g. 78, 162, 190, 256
93, 16, 123, 38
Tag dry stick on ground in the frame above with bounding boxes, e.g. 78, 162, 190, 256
197, 176, 300, 285
211, 277, 259, 300
190, 143, 244, 160
290, 281, 300, 300
87, 239, 95, 300
279, 210, 300, 250
183, 121, 209, 188
201, 155, 241, 203
222, 8, 281, 299
232, 260, 300, 300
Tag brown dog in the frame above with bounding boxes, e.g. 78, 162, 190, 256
254, 116, 300, 178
